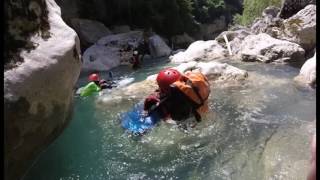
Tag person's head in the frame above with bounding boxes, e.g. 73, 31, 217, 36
133, 50, 138, 55
156, 68, 182, 93
89, 73, 100, 84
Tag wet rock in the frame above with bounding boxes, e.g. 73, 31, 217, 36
4, 0, 81, 179
70, 18, 112, 47
169, 40, 227, 63
278, 0, 315, 19
148, 35, 172, 58
237, 33, 305, 64
172, 33, 195, 49
294, 52, 316, 88
276, 5, 316, 52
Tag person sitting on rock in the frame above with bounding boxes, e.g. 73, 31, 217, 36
143, 68, 210, 127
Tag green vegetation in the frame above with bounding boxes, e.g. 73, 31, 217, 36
233, 0, 282, 26
78, 0, 242, 40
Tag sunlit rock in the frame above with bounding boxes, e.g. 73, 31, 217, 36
276, 5, 316, 52
215, 29, 253, 55
4, 0, 81, 179
169, 40, 227, 63
237, 33, 305, 64
294, 52, 316, 88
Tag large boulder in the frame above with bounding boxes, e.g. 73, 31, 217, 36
276, 5, 316, 52
148, 35, 172, 58
215, 29, 253, 55
70, 18, 112, 47
82, 31, 172, 72
82, 31, 143, 72
237, 33, 305, 64
294, 52, 316, 88
4, 0, 82, 179
278, 0, 315, 19
169, 40, 227, 63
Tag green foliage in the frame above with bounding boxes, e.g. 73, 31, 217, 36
235, 0, 282, 26
232, 13, 242, 25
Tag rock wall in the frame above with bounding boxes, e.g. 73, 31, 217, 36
4, 0, 82, 179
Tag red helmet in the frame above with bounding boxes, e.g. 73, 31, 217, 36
89, 73, 100, 81
156, 68, 181, 93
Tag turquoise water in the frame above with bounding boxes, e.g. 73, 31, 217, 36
23, 58, 316, 180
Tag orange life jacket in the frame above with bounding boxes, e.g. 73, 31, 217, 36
172, 71, 210, 119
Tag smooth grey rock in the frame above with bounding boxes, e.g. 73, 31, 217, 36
169, 40, 227, 63
294, 52, 316, 88
4, 0, 81, 179
277, 5, 316, 52
70, 18, 112, 47
148, 35, 172, 58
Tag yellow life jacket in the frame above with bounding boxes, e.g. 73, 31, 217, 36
173, 71, 210, 118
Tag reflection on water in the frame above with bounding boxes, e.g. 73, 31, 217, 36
23, 60, 315, 180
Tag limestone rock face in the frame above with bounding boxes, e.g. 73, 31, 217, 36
70, 18, 112, 47
237, 33, 305, 64
294, 52, 316, 88
4, 0, 82, 180
169, 40, 227, 63
277, 5, 316, 52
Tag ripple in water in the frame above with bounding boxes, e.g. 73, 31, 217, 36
23, 61, 315, 180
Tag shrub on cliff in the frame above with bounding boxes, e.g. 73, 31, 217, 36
233, 0, 282, 26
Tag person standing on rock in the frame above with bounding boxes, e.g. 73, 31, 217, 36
130, 50, 141, 70
143, 68, 210, 127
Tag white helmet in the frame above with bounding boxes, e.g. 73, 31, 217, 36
133, 51, 138, 55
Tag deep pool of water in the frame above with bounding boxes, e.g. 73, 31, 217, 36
23, 58, 316, 180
